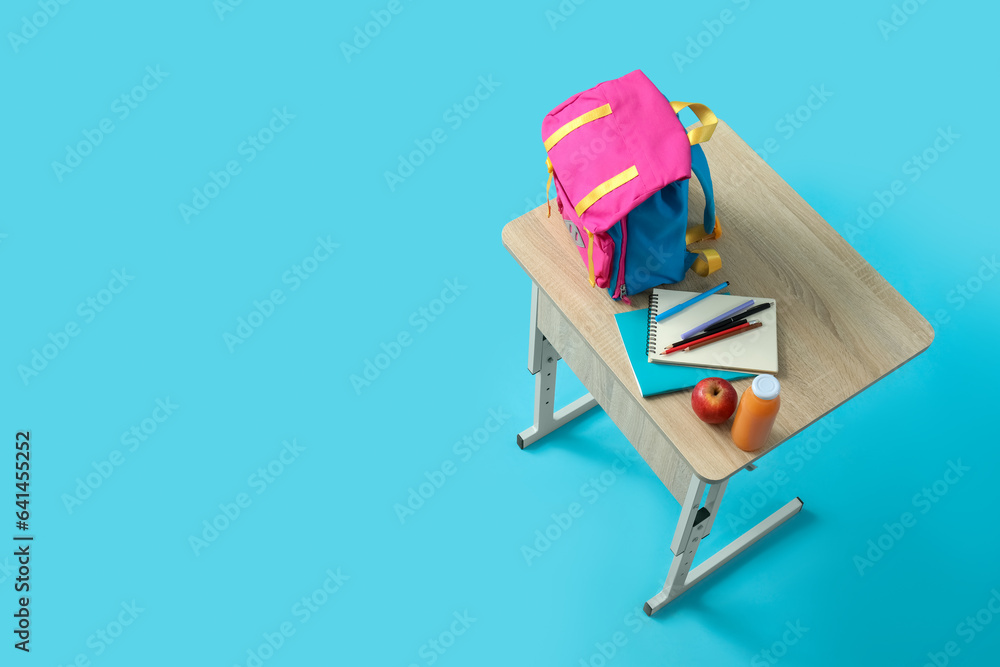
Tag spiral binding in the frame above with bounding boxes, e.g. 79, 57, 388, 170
646, 292, 659, 356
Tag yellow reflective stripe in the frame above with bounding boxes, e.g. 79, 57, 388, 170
670, 101, 718, 146
544, 104, 612, 151
574, 166, 639, 216
586, 230, 596, 287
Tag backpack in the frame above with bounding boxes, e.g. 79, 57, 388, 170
542, 69, 722, 302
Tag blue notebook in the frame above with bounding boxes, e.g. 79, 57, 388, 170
614, 308, 751, 397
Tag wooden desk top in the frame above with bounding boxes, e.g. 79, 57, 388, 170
502, 120, 934, 482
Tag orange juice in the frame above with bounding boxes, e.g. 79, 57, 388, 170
731, 375, 781, 452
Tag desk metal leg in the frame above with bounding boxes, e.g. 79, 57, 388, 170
644, 473, 803, 616
518, 284, 598, 449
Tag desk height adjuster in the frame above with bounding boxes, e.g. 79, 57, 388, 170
518, 283, 599, 449
645, 473, 803, 615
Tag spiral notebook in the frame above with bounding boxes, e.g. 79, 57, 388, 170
615, 308, 750, 397
647, 288, 779, 373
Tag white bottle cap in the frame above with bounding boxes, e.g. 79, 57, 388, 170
752, 374, 780, 401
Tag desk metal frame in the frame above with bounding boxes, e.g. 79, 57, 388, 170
517, 284, 802, 615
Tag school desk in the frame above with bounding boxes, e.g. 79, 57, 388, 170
501, 120, 934, 615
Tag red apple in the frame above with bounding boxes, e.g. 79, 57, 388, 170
691, 377, 738, 424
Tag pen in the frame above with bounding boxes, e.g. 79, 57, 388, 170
698, 302, 772, 336
680, 299, 755, 339
663, 320, 762, 355
655, 282, 730, 322
668, 319, 748, 349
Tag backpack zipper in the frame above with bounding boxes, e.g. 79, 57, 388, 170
612, 215, 631, 303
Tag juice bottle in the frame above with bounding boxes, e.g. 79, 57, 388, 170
731, 375, 781, 452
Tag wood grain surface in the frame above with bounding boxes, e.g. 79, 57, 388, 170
502, 120, 934, 482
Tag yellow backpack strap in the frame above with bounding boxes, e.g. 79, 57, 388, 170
685, 217, 722, 245
678, 114, 722, 276
691, 249, 722, 276
546, 158, 554, 217
586, 230, 596, 287
670, 101, 718, 146
686, 217, 723, 276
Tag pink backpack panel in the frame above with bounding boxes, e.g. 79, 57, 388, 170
543, 70, 694, 287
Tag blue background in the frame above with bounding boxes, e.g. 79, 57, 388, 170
2, 0, 998, 665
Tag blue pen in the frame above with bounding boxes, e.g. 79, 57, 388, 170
655, 281, 730, 322
681, 299, 755, 339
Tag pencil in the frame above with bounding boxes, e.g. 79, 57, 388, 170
654, 281, 730, 322
663, 320, 762, 355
